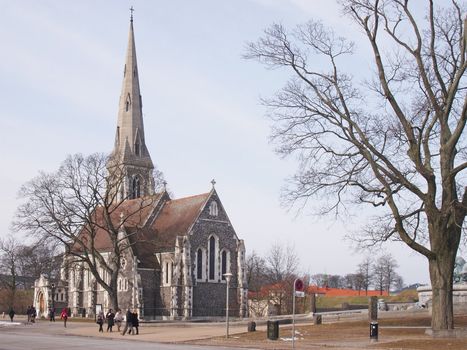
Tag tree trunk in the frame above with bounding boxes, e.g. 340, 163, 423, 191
429, 254, 455, 330
108, 288, 119, 312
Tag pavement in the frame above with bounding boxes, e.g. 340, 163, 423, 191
0, 315, 260, 343
1, 310, 450, 350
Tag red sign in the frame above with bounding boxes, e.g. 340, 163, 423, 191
294, 279, 304, 292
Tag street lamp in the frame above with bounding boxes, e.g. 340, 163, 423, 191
51, 283, 55, 310
223, 272, 233, 339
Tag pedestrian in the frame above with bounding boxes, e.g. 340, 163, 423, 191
106, 309, 115, 332
96, 310, 104, 332
60, 307, 68, 328
26, 306, 32, 323
114, 309, 123, 332
8, 308, 15, 322
30, 307, 37, 323
132, 309, 139, 335
49, 307, 56, 322
121, 309, 132, 335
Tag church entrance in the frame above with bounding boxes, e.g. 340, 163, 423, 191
38, 292, 45, 315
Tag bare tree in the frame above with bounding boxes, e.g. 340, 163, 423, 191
17, 242, 62, 280
358, 256, 373, 295
245, 1, 466, 330
373, 254, 401, 294
0, 235, 22, 307
263, 243, 300, 314
310, 273, 327, 288
14, 153, 165, 311
245, 250, 268, 292
265, 243, 300, 284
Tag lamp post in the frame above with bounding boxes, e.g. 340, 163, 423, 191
223, 272, 233, 339
51, 283, 55, 310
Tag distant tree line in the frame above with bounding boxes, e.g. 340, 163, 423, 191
309, 255, 403, 295
246, 244, 404, 314
0, 234, 61, 311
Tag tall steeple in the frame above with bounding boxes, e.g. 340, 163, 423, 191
109, 12, 155, 201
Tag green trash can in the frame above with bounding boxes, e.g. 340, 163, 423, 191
267, 320, 279, 340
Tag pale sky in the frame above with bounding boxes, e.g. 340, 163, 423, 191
0, 0, 431, 285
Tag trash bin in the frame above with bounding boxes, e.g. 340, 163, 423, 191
370, 321, 378, 341
313, 314, 322, 325
247, 321, 256, 332
267, 320, 279, 340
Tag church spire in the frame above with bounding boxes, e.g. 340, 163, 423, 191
109, 14, 155, 201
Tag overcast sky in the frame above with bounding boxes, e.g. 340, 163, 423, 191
0, 0, 433, 285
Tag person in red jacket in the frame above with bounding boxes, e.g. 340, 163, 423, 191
60, 307, 68, 328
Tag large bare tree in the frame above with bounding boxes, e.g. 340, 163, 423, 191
245, 0, 466, 330
14, 153, 165, 311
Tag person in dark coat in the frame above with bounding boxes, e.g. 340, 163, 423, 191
26, 306, 32, 323
106, 309, 115, 332
121, 309, 132, 335
8, 308, 15, 322
30, 307, 37, 323
96, 310, 104, 332
131, 310, 139, 335
49, 307, 55, 322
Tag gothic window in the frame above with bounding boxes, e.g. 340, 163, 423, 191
135, 140, 140, 156
209, 236, 216, 280
197, 249, 203, 280
131, 176, 141, 199
209, 201, 218, 217
166, 262, 169, 284
126, 94, 131, 112
221, 250, 227, 280
163, 260, 172, 286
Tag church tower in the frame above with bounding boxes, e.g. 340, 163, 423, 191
108, 14, 155, 201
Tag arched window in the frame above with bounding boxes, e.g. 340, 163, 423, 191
209, 201, 218, 217
163, 260, 172, 286
209, 236, 216, 280
197, 248, 203, 280
126, 94, 131, 112
165, 262, 169, 284
135, 140, 140, 156
221, 250, 227, 280
131, 176, 141, 199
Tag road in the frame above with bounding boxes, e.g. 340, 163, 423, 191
0, 322, 257, 350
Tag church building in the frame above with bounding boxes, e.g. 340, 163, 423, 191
33, 15, 248, 320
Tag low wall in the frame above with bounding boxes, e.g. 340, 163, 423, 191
418, 283, 467, 307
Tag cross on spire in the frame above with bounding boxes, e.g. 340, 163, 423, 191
130, 6, 135, 22
211, 179, 216, 188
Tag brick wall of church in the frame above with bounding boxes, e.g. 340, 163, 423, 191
188, 193, 242, 317
138, 268, 158, 318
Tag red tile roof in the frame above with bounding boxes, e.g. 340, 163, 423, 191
71, 192, 211, 268
150, 193, 210, 251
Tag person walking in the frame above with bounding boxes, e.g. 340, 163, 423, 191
60, 307, 68, 328
30, 307, 37, 323
114, 309, 123, 332
106, 309, 115, 332
131, 309, 139, 335
8, 308, 15, 322
96, 310, 104, 332
121, 309, 132, 335
26, 306, 31, 323
49, 307, 55, 322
